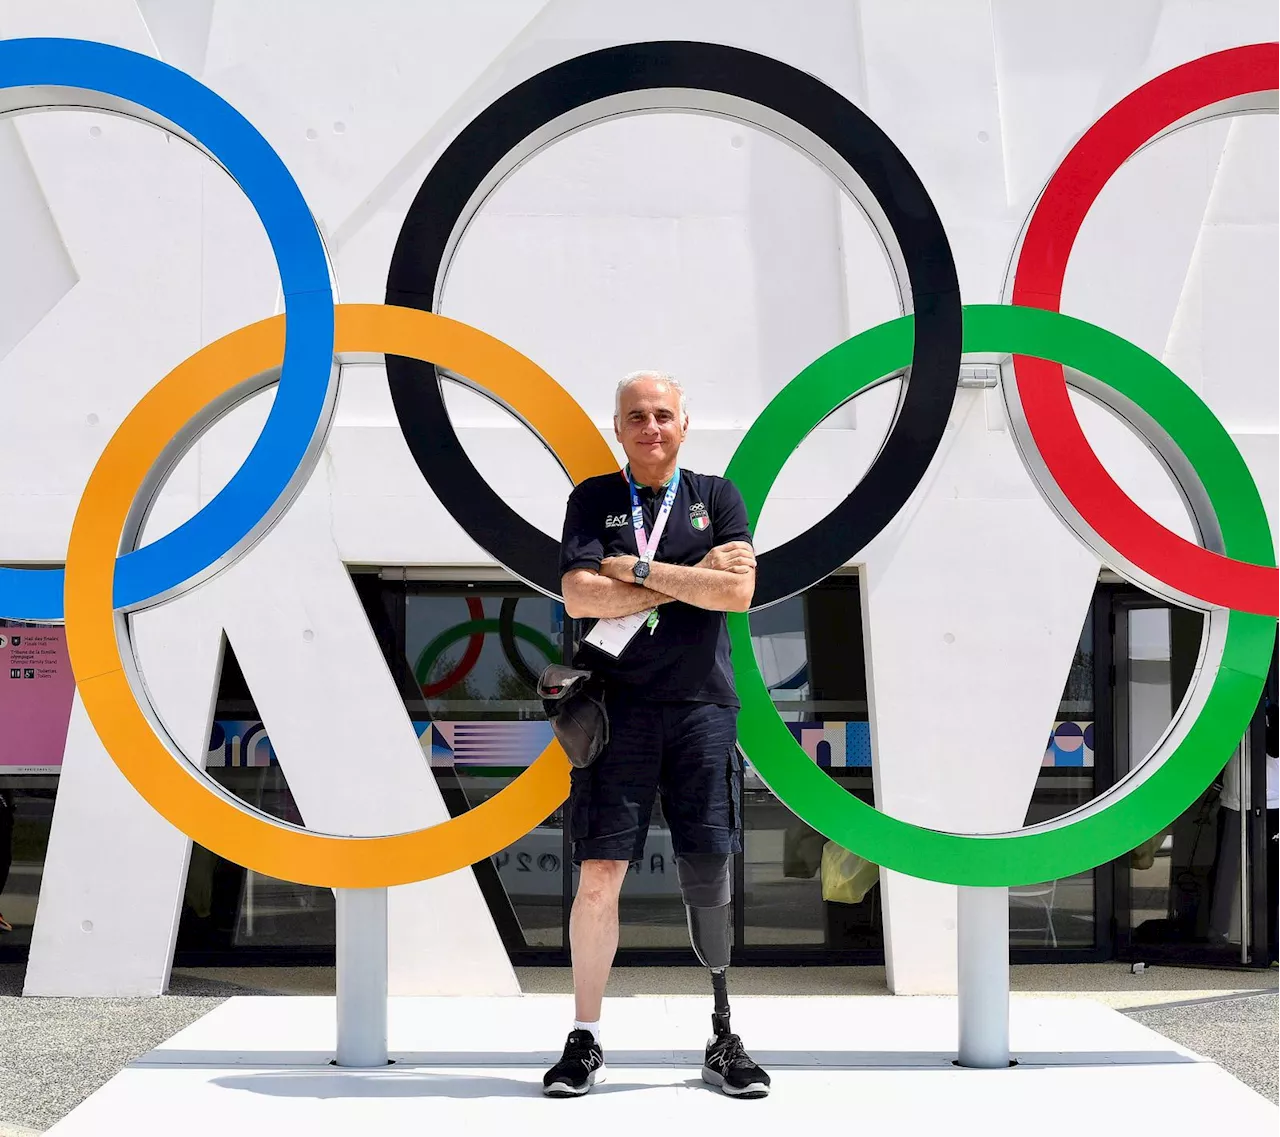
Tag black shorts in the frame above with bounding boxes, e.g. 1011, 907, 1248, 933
569, 689, 742, 864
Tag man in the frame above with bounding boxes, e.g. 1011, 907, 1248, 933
542, 370, 770, 1098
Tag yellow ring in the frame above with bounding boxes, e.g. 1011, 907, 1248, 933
65, 303, 617, 888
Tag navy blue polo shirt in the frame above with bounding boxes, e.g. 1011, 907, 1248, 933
559, 469, 753, 706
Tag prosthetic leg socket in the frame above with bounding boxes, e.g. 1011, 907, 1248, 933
678, 854, 734, 1037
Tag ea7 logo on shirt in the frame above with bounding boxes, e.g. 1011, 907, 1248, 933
690, 503, 709, 531
605, 513, 629, 528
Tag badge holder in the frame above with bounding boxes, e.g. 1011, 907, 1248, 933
581, 607, 653, 657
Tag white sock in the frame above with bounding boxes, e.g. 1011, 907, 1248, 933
573, 1019, 601, 1046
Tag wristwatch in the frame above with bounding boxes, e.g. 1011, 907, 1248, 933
632, 559, 651, 586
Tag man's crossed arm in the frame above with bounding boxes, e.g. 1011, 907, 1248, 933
561, 541, 756, 619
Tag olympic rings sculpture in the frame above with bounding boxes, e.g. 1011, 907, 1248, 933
1, 37, 1273, 889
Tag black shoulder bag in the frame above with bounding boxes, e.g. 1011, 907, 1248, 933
537, 662, 608, 769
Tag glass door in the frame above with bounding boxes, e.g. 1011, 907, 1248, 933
1110, 591, 1271, 966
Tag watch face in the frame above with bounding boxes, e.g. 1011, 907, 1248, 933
633, 561, 650, 581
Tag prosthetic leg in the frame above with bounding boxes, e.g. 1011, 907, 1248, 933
677, 853, 733, 1037
678, 853, 771, 1096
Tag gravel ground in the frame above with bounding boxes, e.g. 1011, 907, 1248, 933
0, 968, 264, 1132
1123, 991, 1279, 1105
0, 964, 1273, 1131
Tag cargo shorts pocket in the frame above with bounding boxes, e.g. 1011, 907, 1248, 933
568, 766, 593, 842
725, 744, 742, 831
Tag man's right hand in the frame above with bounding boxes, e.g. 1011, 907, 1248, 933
699, 541, 756, 575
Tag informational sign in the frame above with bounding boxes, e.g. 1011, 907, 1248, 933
0, 626, 75, 773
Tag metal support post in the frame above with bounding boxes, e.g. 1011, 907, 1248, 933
1239, 742, 1251, 965
335, 887, 389, 1067
957, 885, 1010, 1068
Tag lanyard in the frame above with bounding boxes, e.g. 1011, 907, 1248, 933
628, 466, 680, 564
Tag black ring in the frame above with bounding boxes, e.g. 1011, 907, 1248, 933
386, 40, 961, 607
498, 597, 541, 692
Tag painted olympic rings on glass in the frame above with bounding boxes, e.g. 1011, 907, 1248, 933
11, 39, 1272, 889
498, 598, 558, 690
385, 40, 963, 607
1009, 43, 1279, 616
414, 603, 559, 697
0, 38, 336, 621
417, 597, 486, 697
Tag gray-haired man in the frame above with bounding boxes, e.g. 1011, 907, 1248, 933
542, 371, 770, 1098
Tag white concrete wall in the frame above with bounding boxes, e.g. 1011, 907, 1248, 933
0, 0, 1273, 994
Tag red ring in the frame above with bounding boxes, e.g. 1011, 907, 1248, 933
1011, 43, 1279, 616
420, 596, 486, 697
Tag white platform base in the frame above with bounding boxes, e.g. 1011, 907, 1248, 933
48, 995, 1276, 1135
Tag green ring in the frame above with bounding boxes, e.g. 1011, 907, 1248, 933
415, 619, 559, 690
726, 303, 1276, 886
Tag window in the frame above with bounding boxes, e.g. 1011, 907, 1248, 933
743, 577, 879, 952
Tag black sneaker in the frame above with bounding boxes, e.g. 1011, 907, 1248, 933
542, 1029, 606, 1096
702, 1030, 771, 1097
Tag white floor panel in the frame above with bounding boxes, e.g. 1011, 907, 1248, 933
47, 995, 1278, 1135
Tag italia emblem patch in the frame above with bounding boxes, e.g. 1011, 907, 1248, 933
690, 502, 709, 531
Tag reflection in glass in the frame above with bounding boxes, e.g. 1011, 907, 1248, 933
1118, 604, 1232, 955
1206, 749, 1246, 949
1015, 607, 1096, 947
0, 783, 54, 948
405, 589, 567, 951
177, 642, 335, 953
744, 580, 879, 949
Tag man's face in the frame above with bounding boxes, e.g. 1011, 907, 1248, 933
614, 379, 687, 471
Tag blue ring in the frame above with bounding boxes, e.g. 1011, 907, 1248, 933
0, 39, 334, 620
